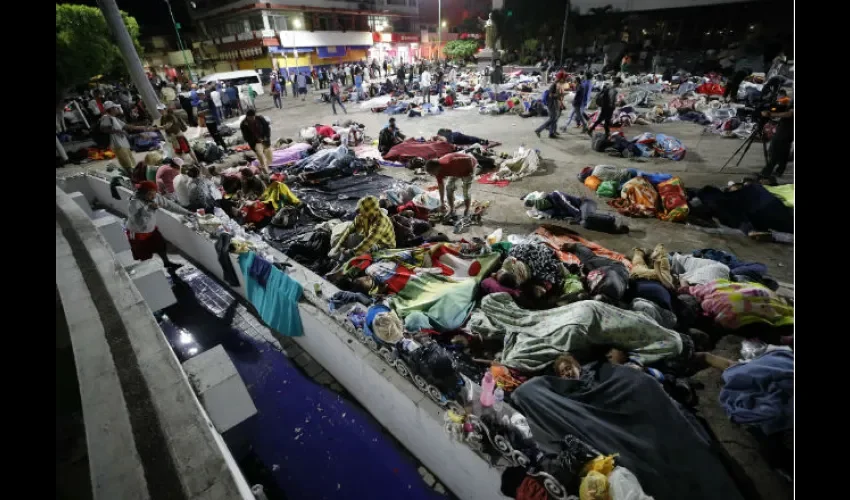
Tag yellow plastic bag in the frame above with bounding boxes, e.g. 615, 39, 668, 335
582, 454, 617, 476
579, 470, 609, 500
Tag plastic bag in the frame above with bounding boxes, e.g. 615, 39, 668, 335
596, 180, 619, 198
579, 471, 609, 500
486, 229, 503, 245
584, 175, 602, 191
740, 339, 768, 361
608, 467, 654, 500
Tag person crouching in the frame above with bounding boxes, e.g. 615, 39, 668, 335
425, 152, 477, 217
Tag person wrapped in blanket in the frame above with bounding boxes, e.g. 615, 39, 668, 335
484, 243, 585, 309
329, 196, 396, 261
562, 242, 629, 304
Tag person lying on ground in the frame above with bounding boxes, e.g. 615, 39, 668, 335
378, 117, 406, 155
562, 242, 629, 304
125, 181, 192, 270
425, 152, 477, 217
207, 165, 222, 187
555, 349, 736, 382
432, 128, 490, 146
328, 195, 396, 260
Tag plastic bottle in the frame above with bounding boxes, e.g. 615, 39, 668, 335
493, 386, 504, 412
400, 338, 421, 353
479, 372, 496, 407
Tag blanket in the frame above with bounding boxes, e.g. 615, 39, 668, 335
719, 350, 794, 435
261, 142, 312, 168
292, 145, 353, 173
533, 225, 632, 270
493, 146, 541, 182
688, 279, 794, 329
468, 293, 682, 371
390, 249, 501, 331
511, 365, 746, 500
382, 139, 456, 162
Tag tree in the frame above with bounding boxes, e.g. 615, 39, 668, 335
56, 4, 143, 106
443, 39, 481, 62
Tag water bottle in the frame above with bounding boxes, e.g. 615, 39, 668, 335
479, 372, 495, 407
493, 386, 504, 412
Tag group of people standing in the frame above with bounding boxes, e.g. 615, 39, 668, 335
534, 71, 622, 139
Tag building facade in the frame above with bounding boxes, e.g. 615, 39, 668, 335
183, 0, 421, 75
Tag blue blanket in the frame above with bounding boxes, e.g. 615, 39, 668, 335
719, 350, 793, 435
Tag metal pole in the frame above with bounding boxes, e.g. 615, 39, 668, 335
437, 0, 441, 62
559, 0, 570, 66
96, 0, 162, 121
164, 0, 195, 81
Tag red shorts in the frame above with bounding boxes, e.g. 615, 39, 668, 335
126, 228, 166, 261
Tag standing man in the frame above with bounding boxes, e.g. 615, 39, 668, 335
425, 152, 477, 217
587, 77, 621, 138
160, 103, 200, 165
329, 79, 347, 115
345, 65, 352, 87
354, 71, 364, 102
382, 60, 388, 77
226, 83, 242, 116
220, 83, 232, 118
209, 84, 223, 122
100, 101, 157, 176
271, 77, 282, 109
760, 95, 794, 180
535, 71, 567, 138
202, 85, 227, 149
319, 67, 327, 89
563, 75, 589, 133
420, 66, 431, 103
239, 109, 273, 175
279, 67, 289, 97
296, 71, 308, 101
188, 84, 201, 123
311, 67, 319, 91
396, 64, 406, 91
448, 65, 457, 94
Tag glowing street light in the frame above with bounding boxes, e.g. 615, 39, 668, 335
293, 18, 303, 29
441, 20, 447, 28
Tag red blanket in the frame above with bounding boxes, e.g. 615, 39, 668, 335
382, 139, 456, 162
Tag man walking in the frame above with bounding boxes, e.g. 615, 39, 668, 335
563, 75, 589, 133
209, 84, 224, 122
587, 77, 621, 138
420, 66, 431, 103
297, 71, 308, 101
202, 85, 227, 149
271, 77, 282, 109
535, 71, 567, 138
329, 79, 347, 115
239, 109, 273, 175
100, 101, 156, 176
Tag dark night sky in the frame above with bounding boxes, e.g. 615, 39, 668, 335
58, 0, 194, 36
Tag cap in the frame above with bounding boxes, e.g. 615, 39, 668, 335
103, 101, 121, 111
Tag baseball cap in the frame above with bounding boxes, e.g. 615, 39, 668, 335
103, 101, 121, 111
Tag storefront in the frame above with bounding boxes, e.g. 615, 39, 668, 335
368, 33, 421, 64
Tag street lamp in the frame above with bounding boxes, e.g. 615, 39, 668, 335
293, 18, 303, 29
441, 21, 447, 28
163, 0, 195, 81
437, 0, 442, 61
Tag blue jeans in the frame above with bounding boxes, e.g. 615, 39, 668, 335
564, 105, 588, 129
535, 105, 561, 135
331, 96, 347, 115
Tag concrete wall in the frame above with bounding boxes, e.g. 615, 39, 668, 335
56, 185, 255, 500
71, 175, 505, 500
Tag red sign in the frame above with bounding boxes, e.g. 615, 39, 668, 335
460, 33, 483, 40
372, 32, 382, 43
392, 33, 420, 43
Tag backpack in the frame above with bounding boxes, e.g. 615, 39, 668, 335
596, 86, 614, 109
591, 133, 610, 153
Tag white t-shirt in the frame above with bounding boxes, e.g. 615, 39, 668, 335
99, 115, 131, 150
173, 174, 192, 207
421, 70, 431, 87
210, 90, 222, 107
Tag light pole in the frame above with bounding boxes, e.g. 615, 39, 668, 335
559, 0, 570, 66
164, 0, 196, 81
437, 0, 441, 61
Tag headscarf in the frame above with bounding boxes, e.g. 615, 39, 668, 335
501, 256, 530, 285
355, 195, 382, 224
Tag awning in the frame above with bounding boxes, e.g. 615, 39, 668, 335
269, 47, 316, 55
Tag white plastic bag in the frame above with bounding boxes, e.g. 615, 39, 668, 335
608, 467, 654, 500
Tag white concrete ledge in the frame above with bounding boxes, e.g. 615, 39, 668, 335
55, 185, 254, 500
75, 173, 505, 500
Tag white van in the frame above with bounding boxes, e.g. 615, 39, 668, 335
185, 70, 265, 97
